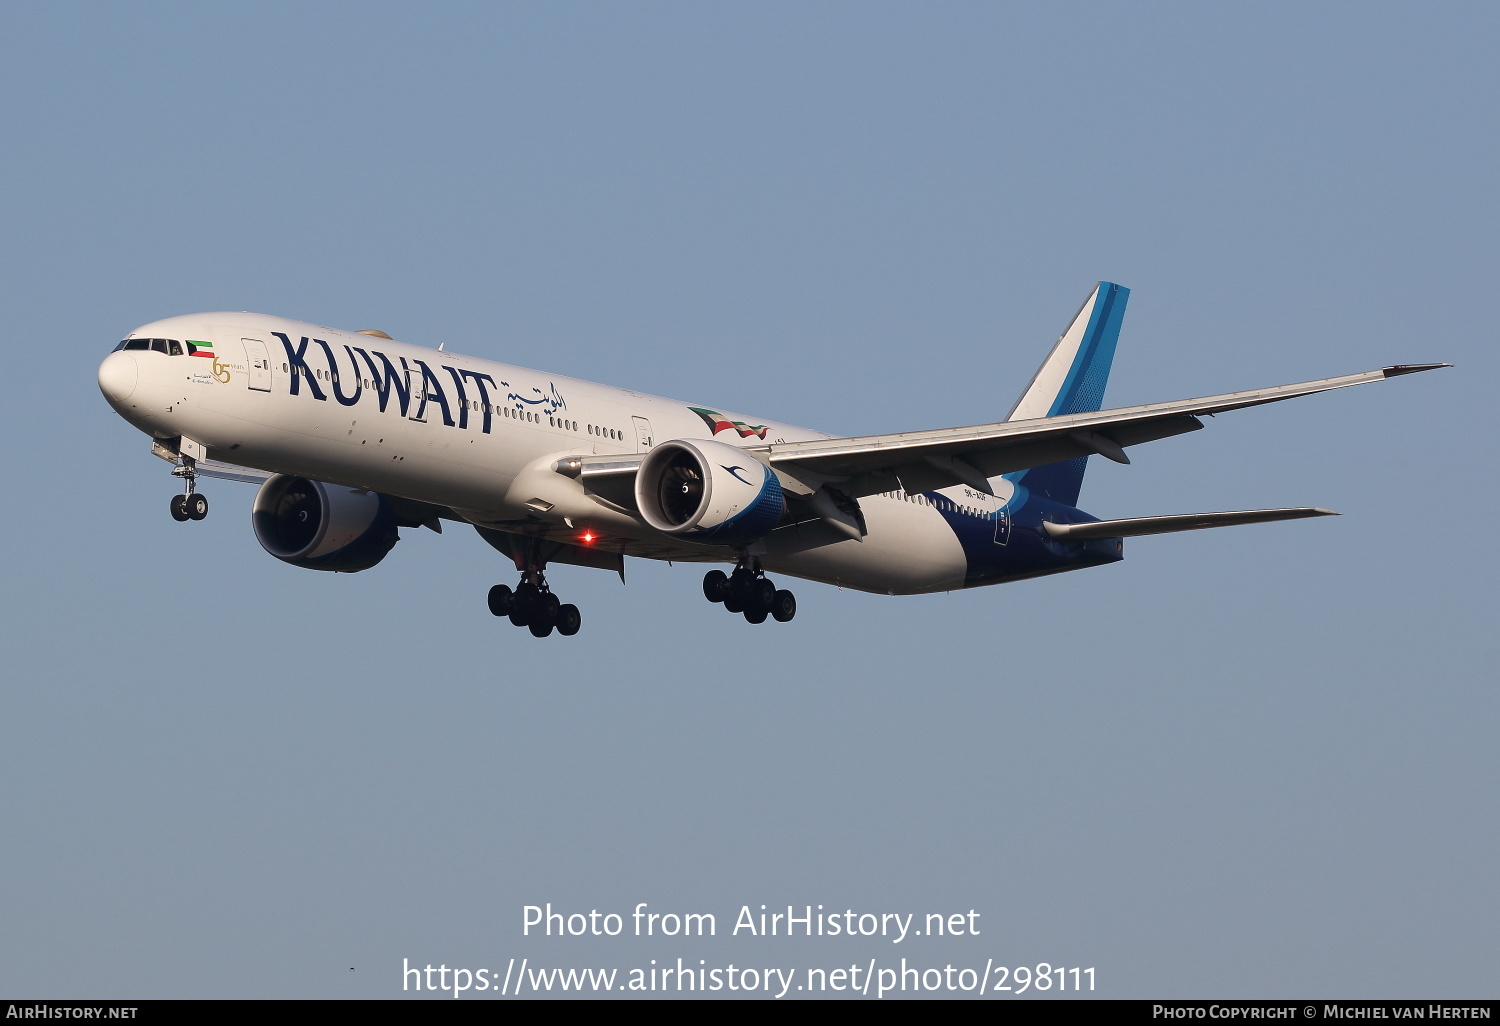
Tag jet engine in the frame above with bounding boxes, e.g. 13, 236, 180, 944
635, 438, 785, 544
252, 475, 399, 572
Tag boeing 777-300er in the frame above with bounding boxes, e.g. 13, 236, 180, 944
96, 283, 1445, 638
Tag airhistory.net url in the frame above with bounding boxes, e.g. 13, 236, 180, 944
402, 957, 1095, 998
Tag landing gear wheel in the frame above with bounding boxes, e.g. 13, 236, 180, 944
541, 592, 561, 621
744, 607, 768, 624
771, 590, 797, 622
751, 578, 776, 610
185, 493, 208, 520
508, 609, 531, 628
728, 571, 754, 605
169, 494, 189, 521
487, 584, 514, 617
513, 582, 540, 615
556, 604, 581, 636
528, 618, 555, 638
723, 594, 745, 614
703, 569, 729, 603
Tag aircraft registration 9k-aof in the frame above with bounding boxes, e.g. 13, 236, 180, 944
97, 283, 1446, 638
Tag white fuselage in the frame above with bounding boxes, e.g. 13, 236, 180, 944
99, 312, 1018, 594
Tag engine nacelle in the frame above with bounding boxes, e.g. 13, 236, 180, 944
252, 475, 399, 572
636, 438, 785, 545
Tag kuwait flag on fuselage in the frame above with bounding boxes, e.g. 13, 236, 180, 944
187, 340, 215, 358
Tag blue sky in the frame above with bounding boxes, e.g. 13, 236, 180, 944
0, 2, 1494, 998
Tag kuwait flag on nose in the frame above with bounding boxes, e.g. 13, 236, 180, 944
187, 340, 215, 358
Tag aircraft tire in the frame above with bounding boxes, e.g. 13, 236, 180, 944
702, 569, 729, 603
508, 610, 530, 628
541, 593, 561, 620
744, 607, 768, 624
513, 582, 540, 615
751, 578, 776, 610
487, 584, 514, 616
186, 494, 208, 520
723, 595, 745, 614
528, 618, 554, 638
728, 571, 754, 605
556, 604, 581, 636
771, 590, 796, 623
169, 495, 190, 521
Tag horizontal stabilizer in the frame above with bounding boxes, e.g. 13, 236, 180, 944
1043, 507, 1338, 541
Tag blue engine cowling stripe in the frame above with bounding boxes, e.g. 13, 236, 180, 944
686, 468, 785, 544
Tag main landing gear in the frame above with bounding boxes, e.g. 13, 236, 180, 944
702, 559, 796, 625
168, 456, 208, 522
487, 570, 581, 638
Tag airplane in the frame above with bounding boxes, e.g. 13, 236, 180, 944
96, 282, 1445, 638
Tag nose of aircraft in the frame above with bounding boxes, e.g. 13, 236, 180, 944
98, 352, 138, 404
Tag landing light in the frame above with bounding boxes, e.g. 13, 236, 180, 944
580, 531, 596, 544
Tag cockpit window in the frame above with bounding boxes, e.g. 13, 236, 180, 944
114, 338, 183, 354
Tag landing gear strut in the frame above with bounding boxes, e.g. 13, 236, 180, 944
169, 456, 208, 522
703, 556, 796, 625
487, 568, 581, 638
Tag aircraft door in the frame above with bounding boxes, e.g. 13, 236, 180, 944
993, 509, 1011, 546
243, 338, 272, 391
406, 366, 427, 422
632, 416, 654, 452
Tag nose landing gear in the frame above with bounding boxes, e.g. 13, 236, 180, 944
168, 457, 208, 521
703, 558, 796, 625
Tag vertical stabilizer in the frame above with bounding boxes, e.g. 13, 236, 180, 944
1007, 282, 1129, 505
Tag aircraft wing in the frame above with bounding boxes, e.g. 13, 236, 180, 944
759, 364, 1448, 498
